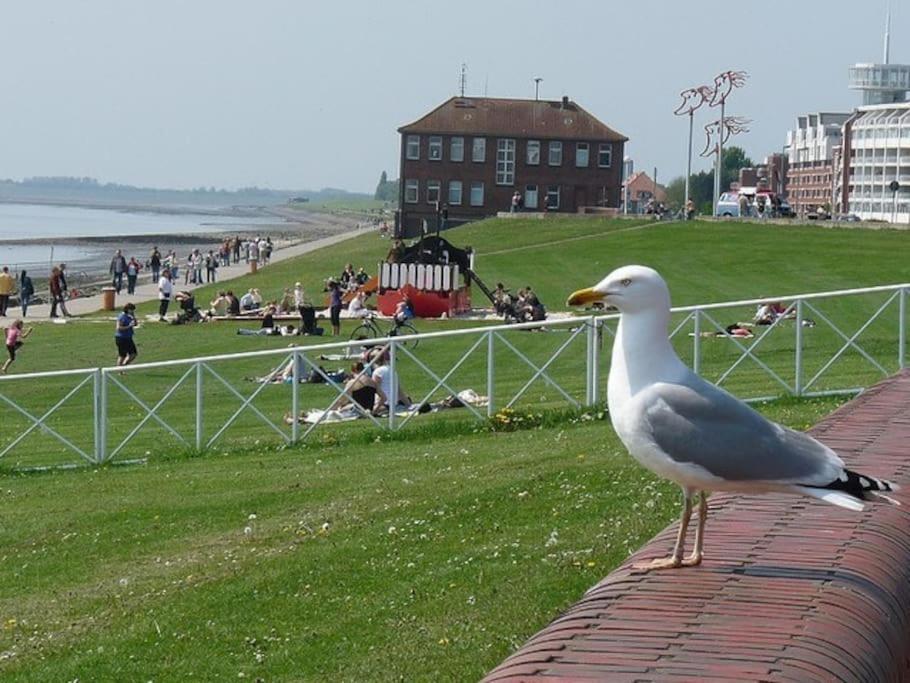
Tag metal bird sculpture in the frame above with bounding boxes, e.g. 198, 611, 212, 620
673, 85, 714, 116
709, 70, 748, 107
700, 116, 751, 157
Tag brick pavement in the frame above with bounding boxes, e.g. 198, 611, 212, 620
484, 371, 910, 682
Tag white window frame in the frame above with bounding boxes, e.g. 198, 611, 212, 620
448, 180, 463, 206
472, 137, 486, 163
426, 180, 441, 204
428, 136, 443, 161
598, 143, 612, 168
546, 185, 560, 209
526, 140, 540, 165
404, 179, 419, 203
406, 135, 420, 160
576, 142, 590, 168
548, 141, 563, 166
450, 137, 464, 162
524, 184, 538, 209
470, 181, 484, 207
496, 138, 516, 185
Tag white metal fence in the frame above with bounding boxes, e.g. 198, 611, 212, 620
0, 283, 906, 469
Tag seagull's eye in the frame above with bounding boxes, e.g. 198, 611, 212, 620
620, 278, 632, 287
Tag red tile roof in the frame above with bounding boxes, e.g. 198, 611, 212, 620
399, 96, 628, 142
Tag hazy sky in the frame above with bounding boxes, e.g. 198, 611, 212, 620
0, 1, 905, 193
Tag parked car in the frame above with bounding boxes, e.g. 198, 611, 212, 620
715, 192, 741, 217
835, 213, 861, 222
777, 199, 795, 218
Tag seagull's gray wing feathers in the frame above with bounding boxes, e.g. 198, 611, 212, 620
640, 375, 843, 484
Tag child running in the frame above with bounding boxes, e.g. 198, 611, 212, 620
2, 320, 34, 374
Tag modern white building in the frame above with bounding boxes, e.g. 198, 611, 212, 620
840, 103, 910, 222
836, 7, 910, 222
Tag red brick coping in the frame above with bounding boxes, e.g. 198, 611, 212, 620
484, 371, 910, 682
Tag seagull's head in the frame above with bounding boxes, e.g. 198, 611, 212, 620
567, 265, 671, 315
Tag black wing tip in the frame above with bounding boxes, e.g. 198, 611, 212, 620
817, 469, 898, 501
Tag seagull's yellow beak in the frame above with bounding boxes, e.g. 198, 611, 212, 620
566, 287, 603, 307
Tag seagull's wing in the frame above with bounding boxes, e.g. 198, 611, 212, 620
639, 375, 843, 485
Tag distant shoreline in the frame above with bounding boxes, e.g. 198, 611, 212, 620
0, 195, 269, 218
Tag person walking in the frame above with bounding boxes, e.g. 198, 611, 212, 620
0, 266, 14, 316
109, 250, 127, 293
126, 257, 141, 295
57, 263, 74, 317
328, 279, 343, 336
49, 266, 63, 318
158, 268, 173, 322
18, 271, 33, 318
114, 302, 138, 366
1, 319, 33, 374
149, 247, 161, 283
205, 250, 218, 283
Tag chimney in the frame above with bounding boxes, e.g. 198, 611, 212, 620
561, 95, 569, 109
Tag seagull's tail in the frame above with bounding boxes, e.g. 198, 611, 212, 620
796, 469, 900, 512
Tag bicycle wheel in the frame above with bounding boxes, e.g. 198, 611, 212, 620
391, 322, 419, 350
350, 322, 378, 343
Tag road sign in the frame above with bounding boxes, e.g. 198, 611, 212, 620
889, 180, 900, 192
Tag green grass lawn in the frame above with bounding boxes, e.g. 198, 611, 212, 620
0, 396, 844, 681
0, 216, 907, 678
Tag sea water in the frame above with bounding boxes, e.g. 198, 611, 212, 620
0, 202, 277, 271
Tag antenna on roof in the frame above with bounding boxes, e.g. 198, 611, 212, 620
483, 74, 488, 97
459, 63, 467, 97
534, 77, 543, 101
883, 1, 891, 64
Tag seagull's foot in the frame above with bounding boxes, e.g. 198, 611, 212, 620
631, 556, 683, 572
681, 551, 703, 567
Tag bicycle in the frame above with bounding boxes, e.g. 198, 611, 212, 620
349, 312, 419, 349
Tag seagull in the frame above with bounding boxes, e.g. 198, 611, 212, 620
567, 265, 899, 570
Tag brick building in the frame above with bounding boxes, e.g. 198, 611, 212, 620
785, 112, 850, 215
397, 96, 627, 235
622, 171, 665, 213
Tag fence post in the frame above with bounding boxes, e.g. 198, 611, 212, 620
388, 340, 397, 431
93, 368, 103, 464
899, 288, 906, 370
585, 318, 596, 406
590, 318, 600, 407
795, 298, 804, 396
195, 362, 204, 451
693, 309, 702, 376
291, 348, 300, 444
98, 369, 108, 463
487, 331, 495, 417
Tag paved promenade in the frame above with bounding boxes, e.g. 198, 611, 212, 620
18, 226, 373, 319
484, 371, 910, 682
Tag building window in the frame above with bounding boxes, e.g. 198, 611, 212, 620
524, 184, 538, 209
598, 144, 612, 168
526, 140, 540, 165
404, 179, 419, 203
496, 139, 516, 185
472, 137, 486, 162
429, 136, 443, 161
427, 180, 441, 204
450, 137, 464, 162
546, 185, 560, 209
470, 181, 484, 206
448, 180, 463, 205
576, 143, 589, 167
548, 141, 563, 166
406, 135, 420, 160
